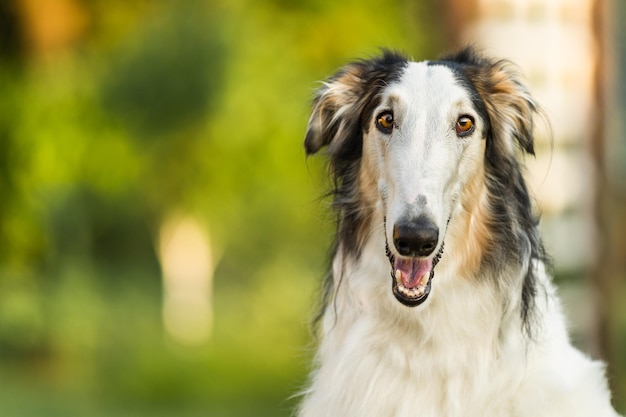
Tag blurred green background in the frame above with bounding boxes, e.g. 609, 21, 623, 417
0, 0, 623, 416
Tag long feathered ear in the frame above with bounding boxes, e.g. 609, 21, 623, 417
482, 60, 538, 155
304, 64, 366, 156
304, 50, 408, 156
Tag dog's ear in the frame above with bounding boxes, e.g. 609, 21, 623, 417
478, 60, 538, 156
304, 64, 366, 156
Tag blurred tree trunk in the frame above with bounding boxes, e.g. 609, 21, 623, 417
589, 0, 622, 385
0, 0, 24, 59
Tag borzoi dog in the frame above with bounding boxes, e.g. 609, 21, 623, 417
298, 48, 621, 417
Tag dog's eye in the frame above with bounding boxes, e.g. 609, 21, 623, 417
375, 112, 394, 133
455, 115, 475, 137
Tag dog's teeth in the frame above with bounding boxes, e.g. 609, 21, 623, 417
395, 269, 402, 283
396, 279, 430, 300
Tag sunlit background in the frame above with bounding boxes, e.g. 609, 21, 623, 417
0, 0, 623, 415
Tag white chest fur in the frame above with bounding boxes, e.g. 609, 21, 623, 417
297, 240, 620, 417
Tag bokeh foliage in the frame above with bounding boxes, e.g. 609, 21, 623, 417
0, 0, 444, 415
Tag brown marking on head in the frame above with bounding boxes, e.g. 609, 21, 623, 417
464, 59, 538, 157
305, 65, 366, 156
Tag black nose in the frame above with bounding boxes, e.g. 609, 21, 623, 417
393, 217, 439, 257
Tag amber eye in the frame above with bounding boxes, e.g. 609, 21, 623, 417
375, 111, 394, 134
455, 115, 475, 137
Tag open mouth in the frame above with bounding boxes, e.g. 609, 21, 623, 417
385, 244, 444, 307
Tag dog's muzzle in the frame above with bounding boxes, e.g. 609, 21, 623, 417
385, 216, 445, 307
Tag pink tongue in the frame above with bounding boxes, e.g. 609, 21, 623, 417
394, 257, 433, 288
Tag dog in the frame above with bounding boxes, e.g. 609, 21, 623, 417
298, 48, 621, 417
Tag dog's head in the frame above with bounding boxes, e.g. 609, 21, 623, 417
306, 48, 538, 307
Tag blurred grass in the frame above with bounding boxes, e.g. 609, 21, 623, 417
0, 262, 313, 416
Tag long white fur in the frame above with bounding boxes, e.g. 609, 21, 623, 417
298, 62, 621, 417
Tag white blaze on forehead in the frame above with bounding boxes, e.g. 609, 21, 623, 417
384, 62, 469, 114
378, 62, 470, 191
